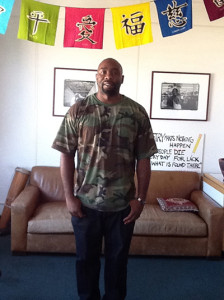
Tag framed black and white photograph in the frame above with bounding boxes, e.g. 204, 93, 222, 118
53, 68, 97, 117
150, 71, 211, 121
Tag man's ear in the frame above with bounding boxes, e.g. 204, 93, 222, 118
121, 75, 124, 84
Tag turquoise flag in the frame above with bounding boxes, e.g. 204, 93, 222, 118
17, 0, 60, 46
0, 0, 15, 34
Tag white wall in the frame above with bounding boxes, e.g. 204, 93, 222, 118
0, 0, 224, 212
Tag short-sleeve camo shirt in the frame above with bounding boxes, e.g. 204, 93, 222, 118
52, 93, 157, 212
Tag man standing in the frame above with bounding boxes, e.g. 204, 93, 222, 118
52, 58, 157, 300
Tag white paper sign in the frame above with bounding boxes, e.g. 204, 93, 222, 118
151, 132, 204, 173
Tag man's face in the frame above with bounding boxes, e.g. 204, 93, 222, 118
96, 59, 124, 97
172, 89, 178, 96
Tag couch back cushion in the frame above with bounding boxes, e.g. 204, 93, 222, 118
30, 167, 200, 204
30, 166, 65, 202
146, 171, 200, 205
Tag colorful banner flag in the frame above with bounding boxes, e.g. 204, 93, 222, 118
0, 0, 15, 34
64, 8, 105, 49
111, 3, 153, 50
203, 0, 224, 21
17, 0, 60, 46
155, 0, 192, 37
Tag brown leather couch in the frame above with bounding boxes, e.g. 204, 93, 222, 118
11, 166, 224, 257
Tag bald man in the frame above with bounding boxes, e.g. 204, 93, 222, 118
52, 58, 157, 300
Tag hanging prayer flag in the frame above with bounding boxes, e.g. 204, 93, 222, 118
64, 7, 105, 49
0, 0, 15, 34
155, 0, 192, 37
17, 0, 60, 46
111, 3, 153, 50
203, 0, 224, 21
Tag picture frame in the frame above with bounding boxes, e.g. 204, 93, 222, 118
53, 67, 97, 117
150, 71, 211, 121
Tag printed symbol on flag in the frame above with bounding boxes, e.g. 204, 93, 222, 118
213, 0, 224, 8
122, 11, 145, 35
0, 6, 6, 15
161, 0, 188, 28
76, 15, 97, 44
27, 11, 50, 35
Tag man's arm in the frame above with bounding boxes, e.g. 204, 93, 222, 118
123, 157, 151, 224
135, 157, 151, 200
60, 152, 84, 218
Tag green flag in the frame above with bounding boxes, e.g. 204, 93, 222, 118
17, 0, 59, 46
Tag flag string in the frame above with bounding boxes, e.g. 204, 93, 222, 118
34, 0, 157, 9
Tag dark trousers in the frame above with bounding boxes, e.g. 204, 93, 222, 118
71, 205, 135, 300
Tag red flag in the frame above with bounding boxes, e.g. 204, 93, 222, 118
64, 7, 105, 49
203, 0, 224, 21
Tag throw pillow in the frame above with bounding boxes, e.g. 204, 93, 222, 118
157, 197, 199, 212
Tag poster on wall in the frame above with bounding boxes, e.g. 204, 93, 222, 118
150, 71, 210, 121
151, 132, 204, 173
53, 67, 97, 117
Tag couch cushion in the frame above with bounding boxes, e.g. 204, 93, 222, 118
134, 204, 207, 237
157, 198, 199, 212
145, 171, 200, 205
28, 202, 74, 234
30, 166, 66, 202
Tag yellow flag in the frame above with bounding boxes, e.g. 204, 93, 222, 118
111, 2, 153, 50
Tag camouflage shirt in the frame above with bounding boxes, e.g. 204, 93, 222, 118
52, 93, 157, 212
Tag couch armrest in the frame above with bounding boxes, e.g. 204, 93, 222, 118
190, 190, 224, 257
11, 185, 40, 252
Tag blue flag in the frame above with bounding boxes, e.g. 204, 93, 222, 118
155, 0, 192, 37
0, 0, 15, 34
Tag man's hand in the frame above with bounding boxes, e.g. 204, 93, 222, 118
66, 196, 85, 218
123, 199, 144, 225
